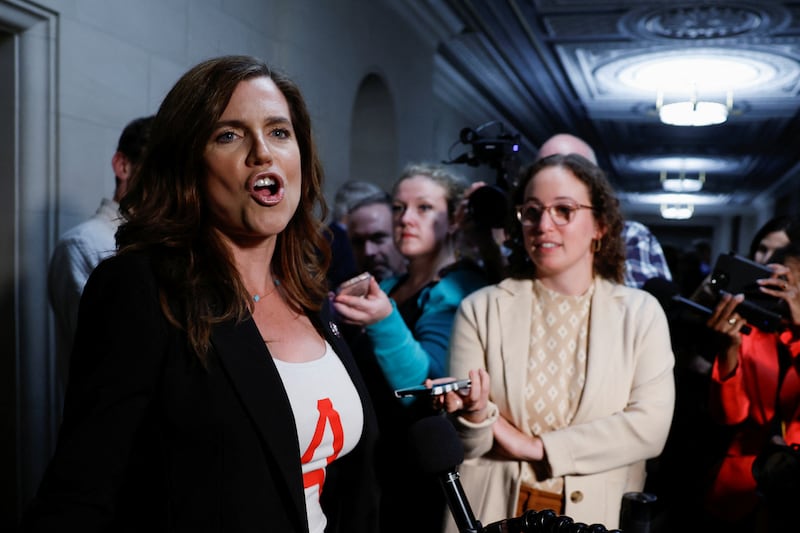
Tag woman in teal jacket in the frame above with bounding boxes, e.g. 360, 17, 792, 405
332, 163, 488, 533
333, 162, 488, 391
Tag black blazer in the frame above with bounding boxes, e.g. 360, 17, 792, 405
22, 252, 379, 533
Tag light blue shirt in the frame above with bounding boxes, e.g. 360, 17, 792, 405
48, 198, 121, 387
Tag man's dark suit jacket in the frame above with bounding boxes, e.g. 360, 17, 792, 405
22, 252, 379, 532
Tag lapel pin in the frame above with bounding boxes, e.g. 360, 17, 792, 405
329, 321, 340, 337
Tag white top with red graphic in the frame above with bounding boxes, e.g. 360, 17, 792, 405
273, 341, 364, 533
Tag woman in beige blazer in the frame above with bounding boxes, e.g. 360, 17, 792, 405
443, 154, 675, 530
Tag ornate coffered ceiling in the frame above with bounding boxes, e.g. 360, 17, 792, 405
393, 0, 800, 217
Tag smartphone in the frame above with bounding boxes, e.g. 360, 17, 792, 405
710, 252, 774, 296
710, 252, 788, 331
394, 378, 471, 398
335, 272, 372, 297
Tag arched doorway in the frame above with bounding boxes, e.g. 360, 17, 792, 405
350, 73, 397, 190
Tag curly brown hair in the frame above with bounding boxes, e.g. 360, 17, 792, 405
506, 153, 625, 283
117, 55, 329, 363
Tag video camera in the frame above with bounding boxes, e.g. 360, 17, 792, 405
443, 121, 521, 229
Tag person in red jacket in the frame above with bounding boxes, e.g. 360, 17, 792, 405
706, 243, 800, 532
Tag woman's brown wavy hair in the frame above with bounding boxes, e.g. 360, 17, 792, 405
117, 55, 330, 363
506, 153, 625, 283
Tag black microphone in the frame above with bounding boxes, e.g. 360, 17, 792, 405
409, 415, 482, 533
643, 277, 751, 335
480, 509, 555, 533
481, 508, 619, 532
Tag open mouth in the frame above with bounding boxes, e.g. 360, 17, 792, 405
249, 174, 285, 206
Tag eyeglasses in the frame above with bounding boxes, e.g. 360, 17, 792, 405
515, 201, 594, 227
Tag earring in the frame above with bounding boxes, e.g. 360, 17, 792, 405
592, 239, 602, 252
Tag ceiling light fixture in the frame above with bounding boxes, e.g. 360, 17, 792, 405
659, 100, 728, 126
657, 90, 731, 126
660, 203, 695, 220
661, 171, 705, 192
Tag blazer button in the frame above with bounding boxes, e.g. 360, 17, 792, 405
569, 491, 584, 503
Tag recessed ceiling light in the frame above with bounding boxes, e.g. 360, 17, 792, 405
596, 48, 798, 97
616, 155, 750, 174
619, 192, 729, 206
621, 55, 767, 93
625, 156, 741, 174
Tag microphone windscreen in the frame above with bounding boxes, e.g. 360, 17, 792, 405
408, 415, 464, 474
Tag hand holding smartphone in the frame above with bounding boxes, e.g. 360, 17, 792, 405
394, 378, 471, 398
710, 252, 789, 331
335, 272, 371, 297
711, 252, 790, 331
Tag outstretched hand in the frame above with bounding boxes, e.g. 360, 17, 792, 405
332, 277, 393, 326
